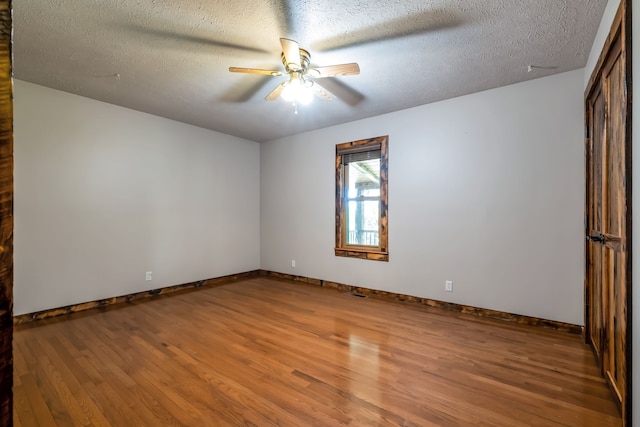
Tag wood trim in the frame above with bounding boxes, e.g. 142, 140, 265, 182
334, 248, 389, 261
585, 4, 624, 100
259, 270, 583, 335
336, 140, 381, 155
13, 267, 584, 344
13, 270, 260, 325
0, 0, 11, 424
335, 135, 389, 261
622, 2, 632, 425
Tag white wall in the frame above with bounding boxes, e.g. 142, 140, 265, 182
14, 80, 261, 315
261, 70, 584, 325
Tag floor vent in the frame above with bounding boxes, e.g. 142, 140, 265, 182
348, 292, 368, 298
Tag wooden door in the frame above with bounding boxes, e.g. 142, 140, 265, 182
584, 1, 631, 424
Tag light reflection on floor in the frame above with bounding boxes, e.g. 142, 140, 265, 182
349, 334, 381, 405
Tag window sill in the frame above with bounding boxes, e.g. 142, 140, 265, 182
334, 248, 389, 262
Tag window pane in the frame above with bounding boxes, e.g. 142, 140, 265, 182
345, 157, 380, 247
347, 158, 380, 190
346, 200, 379, 246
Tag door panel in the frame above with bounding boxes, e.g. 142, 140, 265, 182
602, 39, 627, 406
584, 3, 630, 424
586, 84, 605, 363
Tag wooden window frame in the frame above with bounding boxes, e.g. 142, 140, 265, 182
335, 135, 388, 261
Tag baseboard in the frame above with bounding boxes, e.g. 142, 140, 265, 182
259, 270, 584, 335
13, 270, 261, 325
14, 269, 584, 335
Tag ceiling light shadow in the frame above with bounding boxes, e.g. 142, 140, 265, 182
314, 78, 365, 106
314, 9, 464, 51
220, 76, 279, 103
118, 24, 270, 54
278, 0, 299, 36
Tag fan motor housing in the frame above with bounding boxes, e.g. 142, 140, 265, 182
282, 48, 310, 72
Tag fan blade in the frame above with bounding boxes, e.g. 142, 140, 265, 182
311, 82, 334, 101
280, 38, 301, 70
265, 83, 286, 101
229, 67, 283, 76
308, 63, 360, 78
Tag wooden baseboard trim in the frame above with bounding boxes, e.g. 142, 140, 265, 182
13, 270, 261, 325
15, 269, 583, 335
259, 270, 584, 335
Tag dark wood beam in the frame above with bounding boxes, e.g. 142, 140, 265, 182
0, 0, 12, 425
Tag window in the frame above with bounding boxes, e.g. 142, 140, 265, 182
335, 135, 388, 261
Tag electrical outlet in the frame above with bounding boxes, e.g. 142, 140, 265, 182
445, 280, 453, 292
146, 271, 152, 281
291, 260, 296, 268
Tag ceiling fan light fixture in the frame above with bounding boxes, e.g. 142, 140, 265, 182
281, 76, 313, 105
229, 38, 359, 106
297, 80, 314, 105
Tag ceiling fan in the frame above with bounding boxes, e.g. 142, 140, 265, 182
229, 38, 360, 108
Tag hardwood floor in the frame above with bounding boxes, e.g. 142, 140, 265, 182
13, 277, 621, 426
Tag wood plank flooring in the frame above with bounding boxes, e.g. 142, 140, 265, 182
13, 277, 621, 426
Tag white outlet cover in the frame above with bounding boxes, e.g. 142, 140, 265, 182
445, 280, 453, 292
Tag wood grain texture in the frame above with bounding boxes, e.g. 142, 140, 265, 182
0, 0, 12, 425
13, 277, 620, 426
13, 270, 260, 325
260, 270, 583, 334
309, 63, 360, 78
584, 1, 631, 424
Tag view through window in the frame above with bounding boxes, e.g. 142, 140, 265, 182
335, 136, 388, 261
345, 154, 380, 246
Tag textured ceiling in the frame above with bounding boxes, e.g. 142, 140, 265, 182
15, 0, 607, 142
